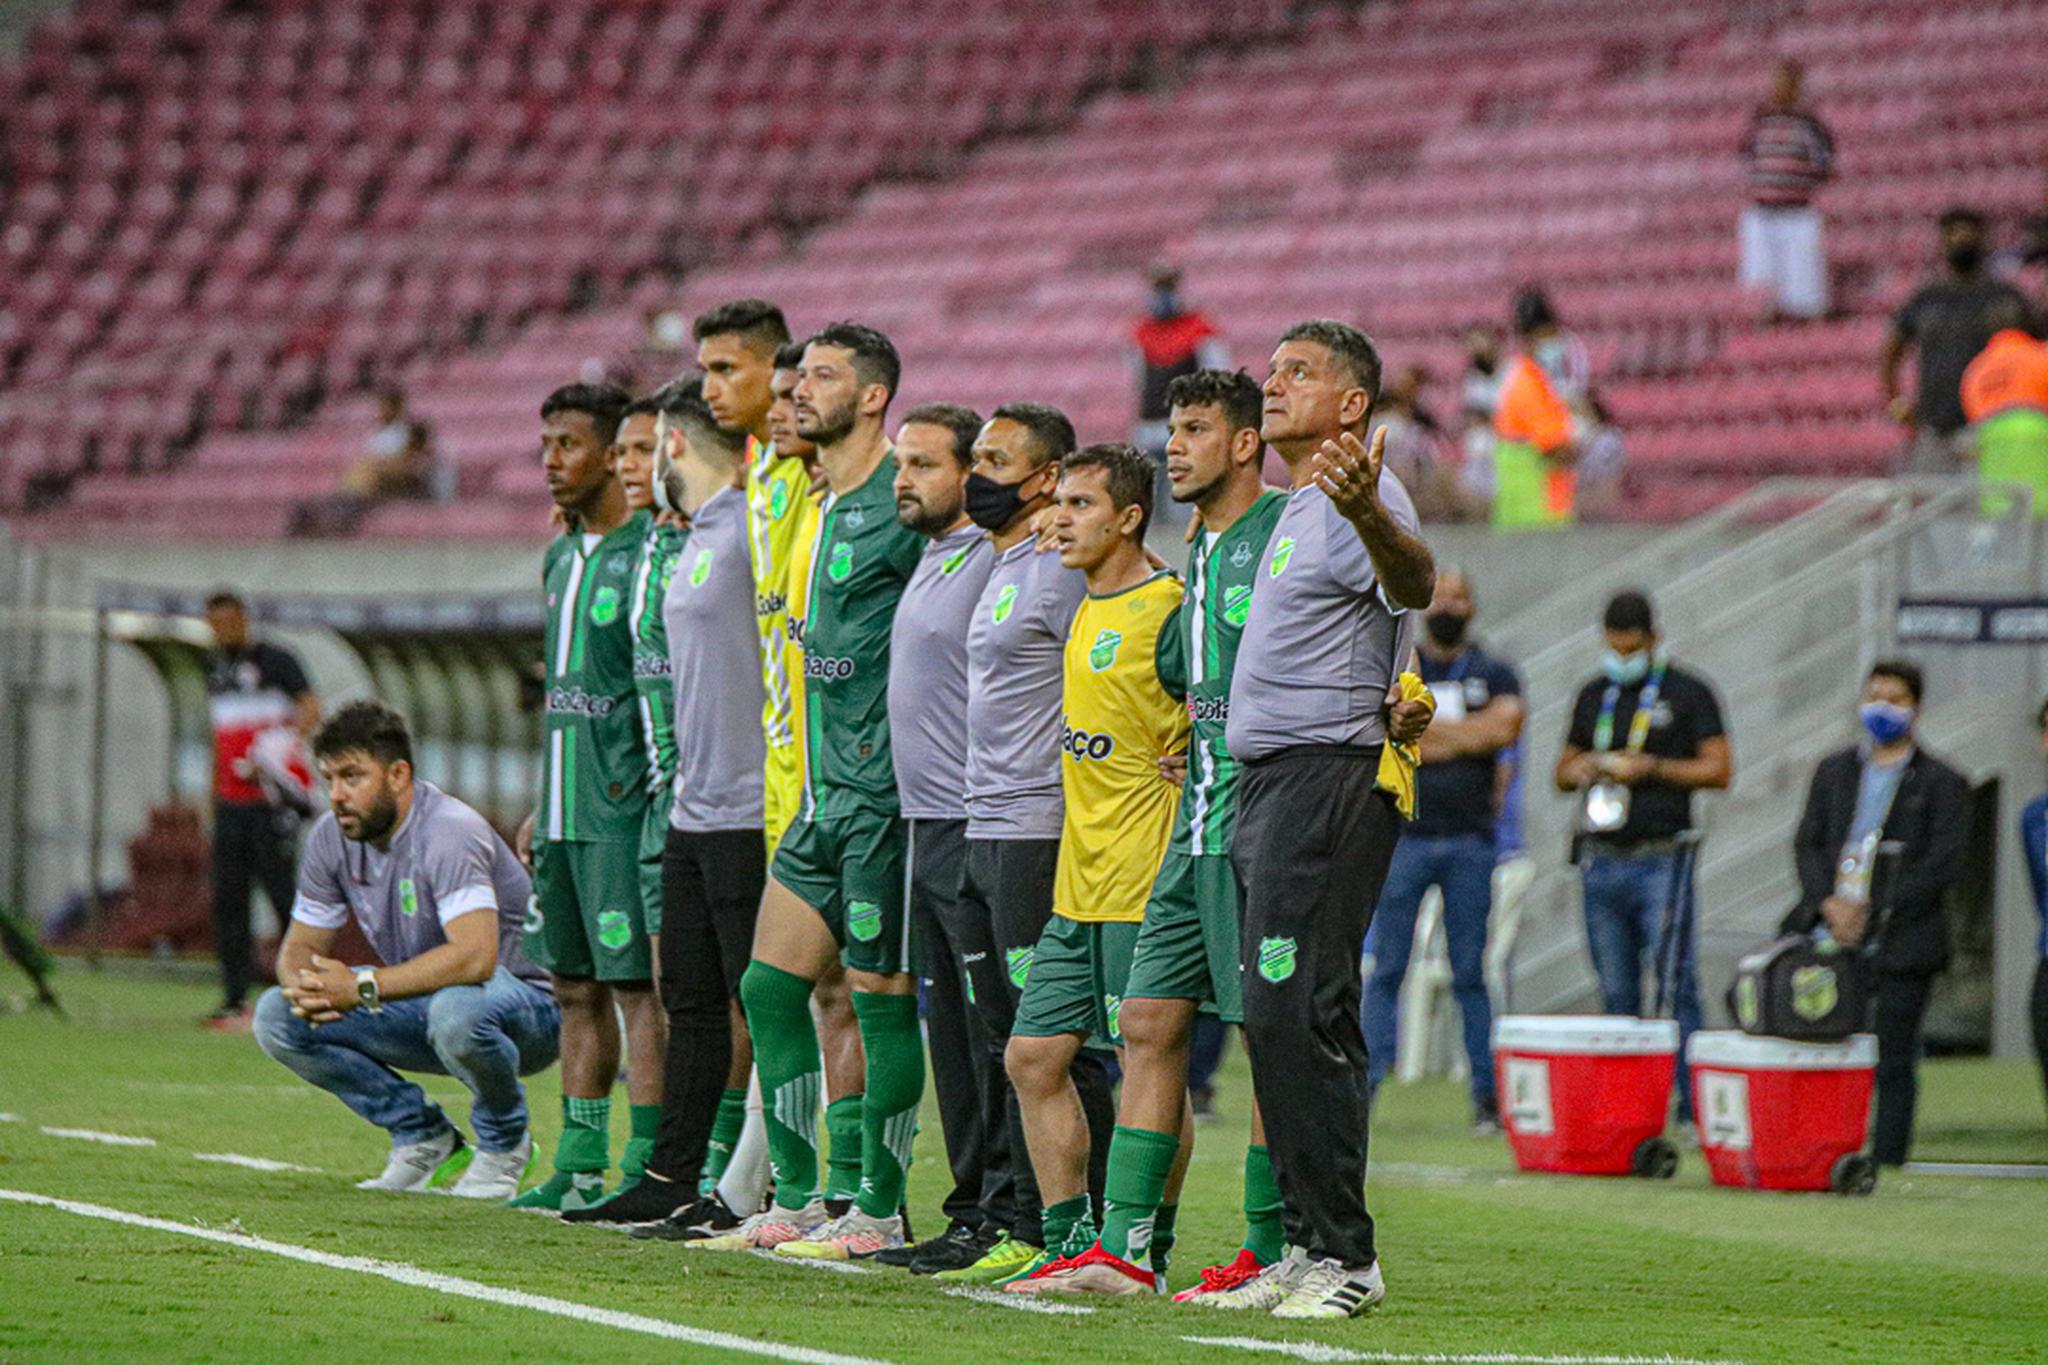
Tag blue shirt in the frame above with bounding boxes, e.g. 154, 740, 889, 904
1847, 750, 1909, 851
2021, 792, 2048, 959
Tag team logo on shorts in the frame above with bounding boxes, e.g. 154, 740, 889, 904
1790, 965, 1838, 1021
941, 546, 972, 575
769, 481, 790, 518
847, 900, 883, 942
1088, 628, 1123, 672
992, 583, 1018, 624
590, 585, 622, 625
523, 895, 543, 935
828, 543, 854, 583
689, 547, 715, 587
1257, 936, 1298, 984
1268, 538, 1296, 578
1006, 945, 1034, 989
597, 910, 633, 951
1230, 539, 1254, 568
1223, 584, 1252, 627
398, 878, 418, 918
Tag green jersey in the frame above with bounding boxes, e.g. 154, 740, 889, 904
1165, 488, 1287, 856
795, 453, 923, 822
540, 509, 651, 844
631, 521, 688, 801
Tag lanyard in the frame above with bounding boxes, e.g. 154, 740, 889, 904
1592, 660, 1665, 754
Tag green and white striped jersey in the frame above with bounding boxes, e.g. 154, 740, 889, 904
539, 509, 652, 844
631, 520, 689, 802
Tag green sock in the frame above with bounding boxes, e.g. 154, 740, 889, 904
619, 1103, 661, 1180
1100, 1125, 1180, 1263
703, 1087, 747, 1184
1241, 1144, 1284, 1265
1150, 1201, 1178, 1277
1043, 1194, 1094, 1259
850, 991, 925, 1219
557, 1095, 611, 1174
739, 961, 822, 1210
824, 1094, 865, 1205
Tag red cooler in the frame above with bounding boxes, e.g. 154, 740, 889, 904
1492, 1015, 1680, 1178
1687, 1030, 1879, 1194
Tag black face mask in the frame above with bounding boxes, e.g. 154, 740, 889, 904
965, 471, 1033, 532
1425, 611, 1470, 648
1945, 243, 1985, 273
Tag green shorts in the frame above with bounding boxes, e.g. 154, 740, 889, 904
1013, 913, 1140, 1046
639, 798, 669, 937
525, 838, 653, 982
769, 808, 911, 975
1125, 851, 1245, 1023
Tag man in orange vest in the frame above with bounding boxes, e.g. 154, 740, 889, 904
1961, 300, 2048, 518
1491, 289, 1582, 529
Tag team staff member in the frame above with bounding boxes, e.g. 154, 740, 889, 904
880, 402, 999, 1272
2022, 699, 2048, 1122
1365, 568, 1523, 1133
1224, 320, 1436, 1321
516, 382, 665, 1212
1555, 590, 1731, 1125
1005, 443, 1190, 1290
203, 589, 320, 1029
1960, 301, 2048, 518
255, 702, 556, 1202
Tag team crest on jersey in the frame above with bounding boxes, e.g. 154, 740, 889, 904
1268, 537, 1296, 578
1087, 628, 1123, 672
847, 900, 882, 942
597, 910, 633, 951
590, 585, 621, 625
828, 543, 854, 582
1006, 945, 1034, 989
605, 553, 631, 575
941, 546, 972, 575
1230, 539, 1254, 568
1257, 936, 1298, 984
844, 507, 866, 529
992, 583, 1018, 623
768, 482, 790, 518
398, 878, 418, 918
689, 547, 715, 587
1224, 584, 1252, 627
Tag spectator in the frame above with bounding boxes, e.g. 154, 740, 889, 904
1782, 661, 1967, 1167
2009, 170, 2048, 306
2022, 698, 2048, 1122
1573, 392, 1630, 521
1555, 590, 1731, 1124
1364, 568, 1524, 1133
1960, 299, 2048, 518
1130, 262, 1227, 459
1882, 208, 2035, 473
1738, 57, 1834, 322
203, 590, 320, 1031
1457, 324, 1505, 508
1369, 364, 1480, 522
1491, 288, 1587, 529
615, 306, 692, 391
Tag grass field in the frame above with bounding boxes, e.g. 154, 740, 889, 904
3, 968, 2047, 1365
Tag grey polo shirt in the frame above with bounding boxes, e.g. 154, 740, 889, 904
889, 525, 994, 821
292, 781, 545, 986
663, 485, 767, 832
965, 535, 1088, 839
1226, 478, 1422, 763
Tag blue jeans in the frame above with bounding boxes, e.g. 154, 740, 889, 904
255, 967, 560, 1152
1363, 833, 1498, 1104
1580, 846, 1703, 1121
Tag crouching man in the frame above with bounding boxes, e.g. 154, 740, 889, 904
255, 700, 560, 1199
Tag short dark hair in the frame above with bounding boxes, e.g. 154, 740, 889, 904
1512, 286, 1559, 336
1938, 206, 1986, 234
1063, 441, 1155, 539
691, 298, 791, 352
773, 340, 808, 372
900, 402, 984, 468
311, 699, 413, 769
1165, 368, 1264, 438
665, 375, 745, 457
989, 401, 1077, 467
1869, 658, 1924, 706
1603, 589, 1655, 634
541, 383, 631, 447
807, 322, 901, 407
204, 589, 245, 612
1278, 319, 1383, 410
622, 373, 700, 423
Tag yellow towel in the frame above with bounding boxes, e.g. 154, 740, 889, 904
1376, 671, 1436, 821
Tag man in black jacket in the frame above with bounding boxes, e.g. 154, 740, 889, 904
1783, 660, 1968, 1166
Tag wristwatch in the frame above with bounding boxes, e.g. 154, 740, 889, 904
353, 965, 383, 1013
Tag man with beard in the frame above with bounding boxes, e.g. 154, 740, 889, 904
254, 701, 557, 1200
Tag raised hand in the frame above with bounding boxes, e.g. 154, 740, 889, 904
1310, 427, 1387, 523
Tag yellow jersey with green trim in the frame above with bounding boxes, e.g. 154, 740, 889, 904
746, 436, 812, 757
780, 487, 825, 793
1053, 570, 1190, 924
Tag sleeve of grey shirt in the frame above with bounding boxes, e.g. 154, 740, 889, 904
1034, 552, 1087, 636
291, 816, 348, 926
1326, 470, 1421, 599
418, 805, 504, 927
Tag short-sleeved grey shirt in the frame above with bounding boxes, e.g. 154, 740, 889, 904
1226, 477, 1422, 763
663, 485, 767, 832
965, 535, 1088, 839
292, 782, 545, 986
889, 525, 994, 821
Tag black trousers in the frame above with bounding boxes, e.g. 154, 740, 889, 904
1870, 969, 1935, 1167
650, 826, 766, 1183
906, 819, 994, 1233
1231, 745, 1399, 1268
2033, 959, 2048, 1123
957, 836, 1112, 1243
211, 802, 298, 1011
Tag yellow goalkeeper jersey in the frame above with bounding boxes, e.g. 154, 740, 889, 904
747, 437, 812, 843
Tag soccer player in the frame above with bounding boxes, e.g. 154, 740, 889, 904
514, 382, 666, 1212
939, 403, 1114, 1286
768, 341, 821, 482
878, 401, 999, 1271
254, 701, 557, 1200
1003, 442, 1189, 1289
1221, 321, 1434, 1319
697, 323, 927, 1260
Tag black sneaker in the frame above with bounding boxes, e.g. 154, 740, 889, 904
561, 1175, 694, 1226
628, 1192, 742, 1242
910, 1221, 998, 1275
1471, 1096, 1502, 1138
876, 1217, 967, 1269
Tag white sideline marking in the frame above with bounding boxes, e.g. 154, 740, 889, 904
0, 1189, 893, 1365
1182, 1339, 1743, 1365
41, 1127, 155, 1147
1903, 1161, 2048, 1180
749, 1249, 873, 1275
192, 1152, 324, 1174
940, 1286, 1097, 1316
0, 1112, 20, 1122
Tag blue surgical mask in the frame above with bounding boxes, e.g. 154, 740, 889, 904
1860, 700, 1914, 746
1600, 648, 1651, 685
1535, 337, 1568, 373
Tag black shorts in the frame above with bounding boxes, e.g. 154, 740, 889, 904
659, 825, 767, 1004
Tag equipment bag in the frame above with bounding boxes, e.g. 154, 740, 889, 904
1728, 935, 1868, 1042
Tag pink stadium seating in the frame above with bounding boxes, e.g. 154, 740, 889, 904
5, 0, 2048, 533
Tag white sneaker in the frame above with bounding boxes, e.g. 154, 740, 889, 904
448, 1134, 534, 1200
1270, 1256, 1385, 1320
775, 1209, 905, 1261
356, 1129, 464, 1192
686, 1198, 829, 1252
1192, 1247, 1311, 1310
